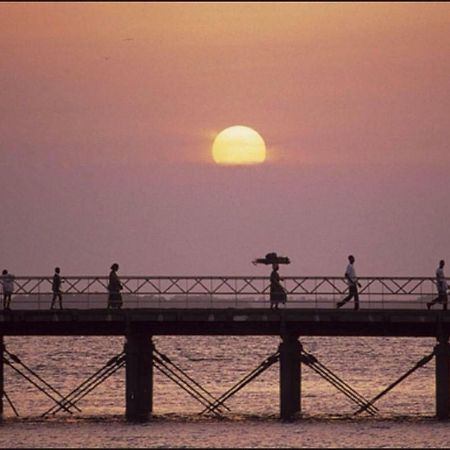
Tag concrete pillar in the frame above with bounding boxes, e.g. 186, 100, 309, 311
125, 333, 153, 422
435, 336, 450, 420
279, 335, 301, 420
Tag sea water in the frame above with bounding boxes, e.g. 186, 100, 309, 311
1, 335, 449, 448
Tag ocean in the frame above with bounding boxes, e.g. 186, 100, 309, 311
1, 334, 449, 448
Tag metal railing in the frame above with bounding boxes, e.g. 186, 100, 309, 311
3, 276, 441, 310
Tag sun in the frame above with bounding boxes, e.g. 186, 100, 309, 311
212, 126, 266, 165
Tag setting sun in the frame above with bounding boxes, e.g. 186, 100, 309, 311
212, 126, 266, 165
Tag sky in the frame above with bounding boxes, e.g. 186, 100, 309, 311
1, 2, 449, 277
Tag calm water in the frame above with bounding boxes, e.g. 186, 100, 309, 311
1, 335, 450, 448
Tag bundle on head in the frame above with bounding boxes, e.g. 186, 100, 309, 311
252, 252, 291, 265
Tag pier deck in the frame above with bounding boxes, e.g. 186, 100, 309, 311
1, 307, 449, 337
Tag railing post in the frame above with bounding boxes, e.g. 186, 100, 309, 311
279, 334, 301, 420
435, 334, 450, 420
125, 332, 153, 422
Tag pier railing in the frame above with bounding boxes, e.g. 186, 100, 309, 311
6, 276, 440, 310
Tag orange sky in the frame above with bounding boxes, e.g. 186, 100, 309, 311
1, 2, 449, 276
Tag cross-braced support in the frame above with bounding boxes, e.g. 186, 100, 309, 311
300, 347, 378, 416
42, 352, 125, 417
153, 348, 230, 417
353, 351, 434, 416
200, 350, 280, 416
0, 335, 446, 421
3, 346, 81, 417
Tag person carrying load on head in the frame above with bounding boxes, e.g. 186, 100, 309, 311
253, 252, 290, 310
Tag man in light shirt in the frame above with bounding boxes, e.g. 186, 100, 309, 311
427, 260, 448, 311
337, 255, 361, 310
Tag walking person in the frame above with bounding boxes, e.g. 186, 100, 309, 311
1, 269, 15, 310
107, 263, 123, 309
51, 267, 63, 310
270, 263, 287, 310
252, 252, 290, 310
337, 255, 361, 310
427, 260, 448, 311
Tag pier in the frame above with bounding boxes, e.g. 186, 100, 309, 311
1, 275, 449, 421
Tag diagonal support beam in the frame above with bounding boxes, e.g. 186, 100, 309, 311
353, 352, 434, 416
300, 349, 378, 416
153, 348, 229, 415
42, 352, 125, 416
200, 351, 280, 416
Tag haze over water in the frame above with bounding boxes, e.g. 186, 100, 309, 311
1, 2, 449, 278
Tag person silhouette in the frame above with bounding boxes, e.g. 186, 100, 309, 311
270, 263, 287, 310
337, 255, 361, 310
427, 260, 448, 311
1, 269, 15, 310
50, 267, 63, 310
252, 252, 290, 309
107, 263, 123, 309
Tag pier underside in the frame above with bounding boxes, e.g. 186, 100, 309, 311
1, 308, 450, 422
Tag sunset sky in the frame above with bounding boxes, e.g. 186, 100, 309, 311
1, 2, 449, 277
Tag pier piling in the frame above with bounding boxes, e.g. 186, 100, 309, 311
435, 335, 450, 420
125, 333, 154, 422
279, 335, 301, 420
0, 336, 3, 422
